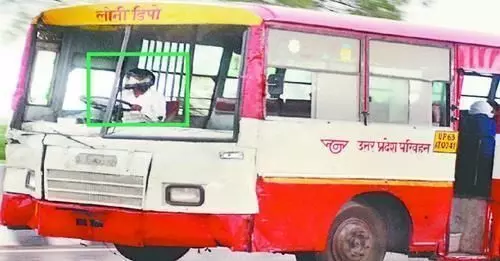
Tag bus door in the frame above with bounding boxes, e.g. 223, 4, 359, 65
447, 69, 500, 258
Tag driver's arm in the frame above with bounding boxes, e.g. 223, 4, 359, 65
139, 92, 166, 122
131, 104, 142, 111
120, 89, 137, 110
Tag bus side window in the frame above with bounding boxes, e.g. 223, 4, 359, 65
265, 67, 312, 118
459, 74, 492, 110
27, 42, 60, 106
432, 81, 450, 127
368, 40, 451, 126
265, 29, 361, 121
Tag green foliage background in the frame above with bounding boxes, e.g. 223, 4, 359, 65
0, 125, 5, 162
226, 0, 430, 20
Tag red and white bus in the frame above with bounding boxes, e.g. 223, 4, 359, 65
3, 1, 500, 261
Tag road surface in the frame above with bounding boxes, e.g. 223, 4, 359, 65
0, 246, 426, 261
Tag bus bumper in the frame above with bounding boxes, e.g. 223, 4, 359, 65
0, 192, 253, 250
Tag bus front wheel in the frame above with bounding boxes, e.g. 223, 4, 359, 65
115, 245, 190, 261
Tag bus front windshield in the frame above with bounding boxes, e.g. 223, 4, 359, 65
22, 24, 246, 138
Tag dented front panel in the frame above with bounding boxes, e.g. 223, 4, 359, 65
3, 129, 45, 199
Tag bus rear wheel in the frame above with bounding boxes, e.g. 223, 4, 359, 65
114, 245, 189, 261
323, 201, 387, 261
295, 201, 387, 261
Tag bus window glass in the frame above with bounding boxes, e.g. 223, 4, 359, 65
223, 79, 238, 98
121, 24, 246, 136
15, 23, 246, 136
284, 68, 313, 83
370, 41, 450, 81
27, 50, 57, 105
369, 40, 450, 126
460, 75, 491, 110
461, 96, 487, 111
266, 68, 312, 118
32, 24, 246, 139
227, 54, 241, 78
62, 69, 115, 111
267, 29, 359, 73
266, 29, 361, 121
494, 78, 500, 102
284, 82, 311, 100
222, 53, 242, 99
193, 45, 223, 76
432, 81, 449, 126
138, 41, 224, 117
409, 80, 433, 125
369, 77, 409, 124
433, 82, 447, 105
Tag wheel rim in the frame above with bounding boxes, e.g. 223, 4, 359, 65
332, 217, 374, 261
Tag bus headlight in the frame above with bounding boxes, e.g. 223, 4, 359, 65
24, 170, 36, 191
165, 185, 204, 206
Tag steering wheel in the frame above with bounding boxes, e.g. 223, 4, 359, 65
79, 96, 133, 112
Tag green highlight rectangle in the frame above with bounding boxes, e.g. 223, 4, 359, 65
85, 51, 191, 128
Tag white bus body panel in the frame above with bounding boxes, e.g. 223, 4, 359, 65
30, 119, 260, 214
256, 118, 456, 182
3, 129, 45, 199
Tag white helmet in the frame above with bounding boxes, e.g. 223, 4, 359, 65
469, 100, 494, 118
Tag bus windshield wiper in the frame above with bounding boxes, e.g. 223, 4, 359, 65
49, 127, 95, 149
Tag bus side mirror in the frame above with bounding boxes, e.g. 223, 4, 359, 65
267, 74, 284, 99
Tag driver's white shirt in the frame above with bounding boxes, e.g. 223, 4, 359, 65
121, 88, 166, 121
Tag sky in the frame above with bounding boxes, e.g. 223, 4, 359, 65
1, 0, 500, 122
404, 0, 500, 33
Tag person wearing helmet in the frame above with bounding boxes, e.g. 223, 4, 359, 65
120, 68, 166, 122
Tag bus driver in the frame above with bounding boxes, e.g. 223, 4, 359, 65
120, 68, 166, 122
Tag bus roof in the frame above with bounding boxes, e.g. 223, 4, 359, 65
35, 1, 500, 48
248, 4, 500, 48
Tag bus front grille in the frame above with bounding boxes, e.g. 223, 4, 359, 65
45, 169, 145, 209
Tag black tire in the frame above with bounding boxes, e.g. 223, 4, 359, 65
317, 201, 388, 261
114, 245, 190, 261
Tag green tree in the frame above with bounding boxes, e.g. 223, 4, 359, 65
347, 0, 412, 20
228, 0, 433, 20
0, 0, 98, 42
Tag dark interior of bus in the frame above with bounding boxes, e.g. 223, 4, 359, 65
18, 24, 247, 133
450, 70, 500, 254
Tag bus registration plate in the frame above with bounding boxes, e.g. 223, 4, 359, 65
433, 131, 459, 153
